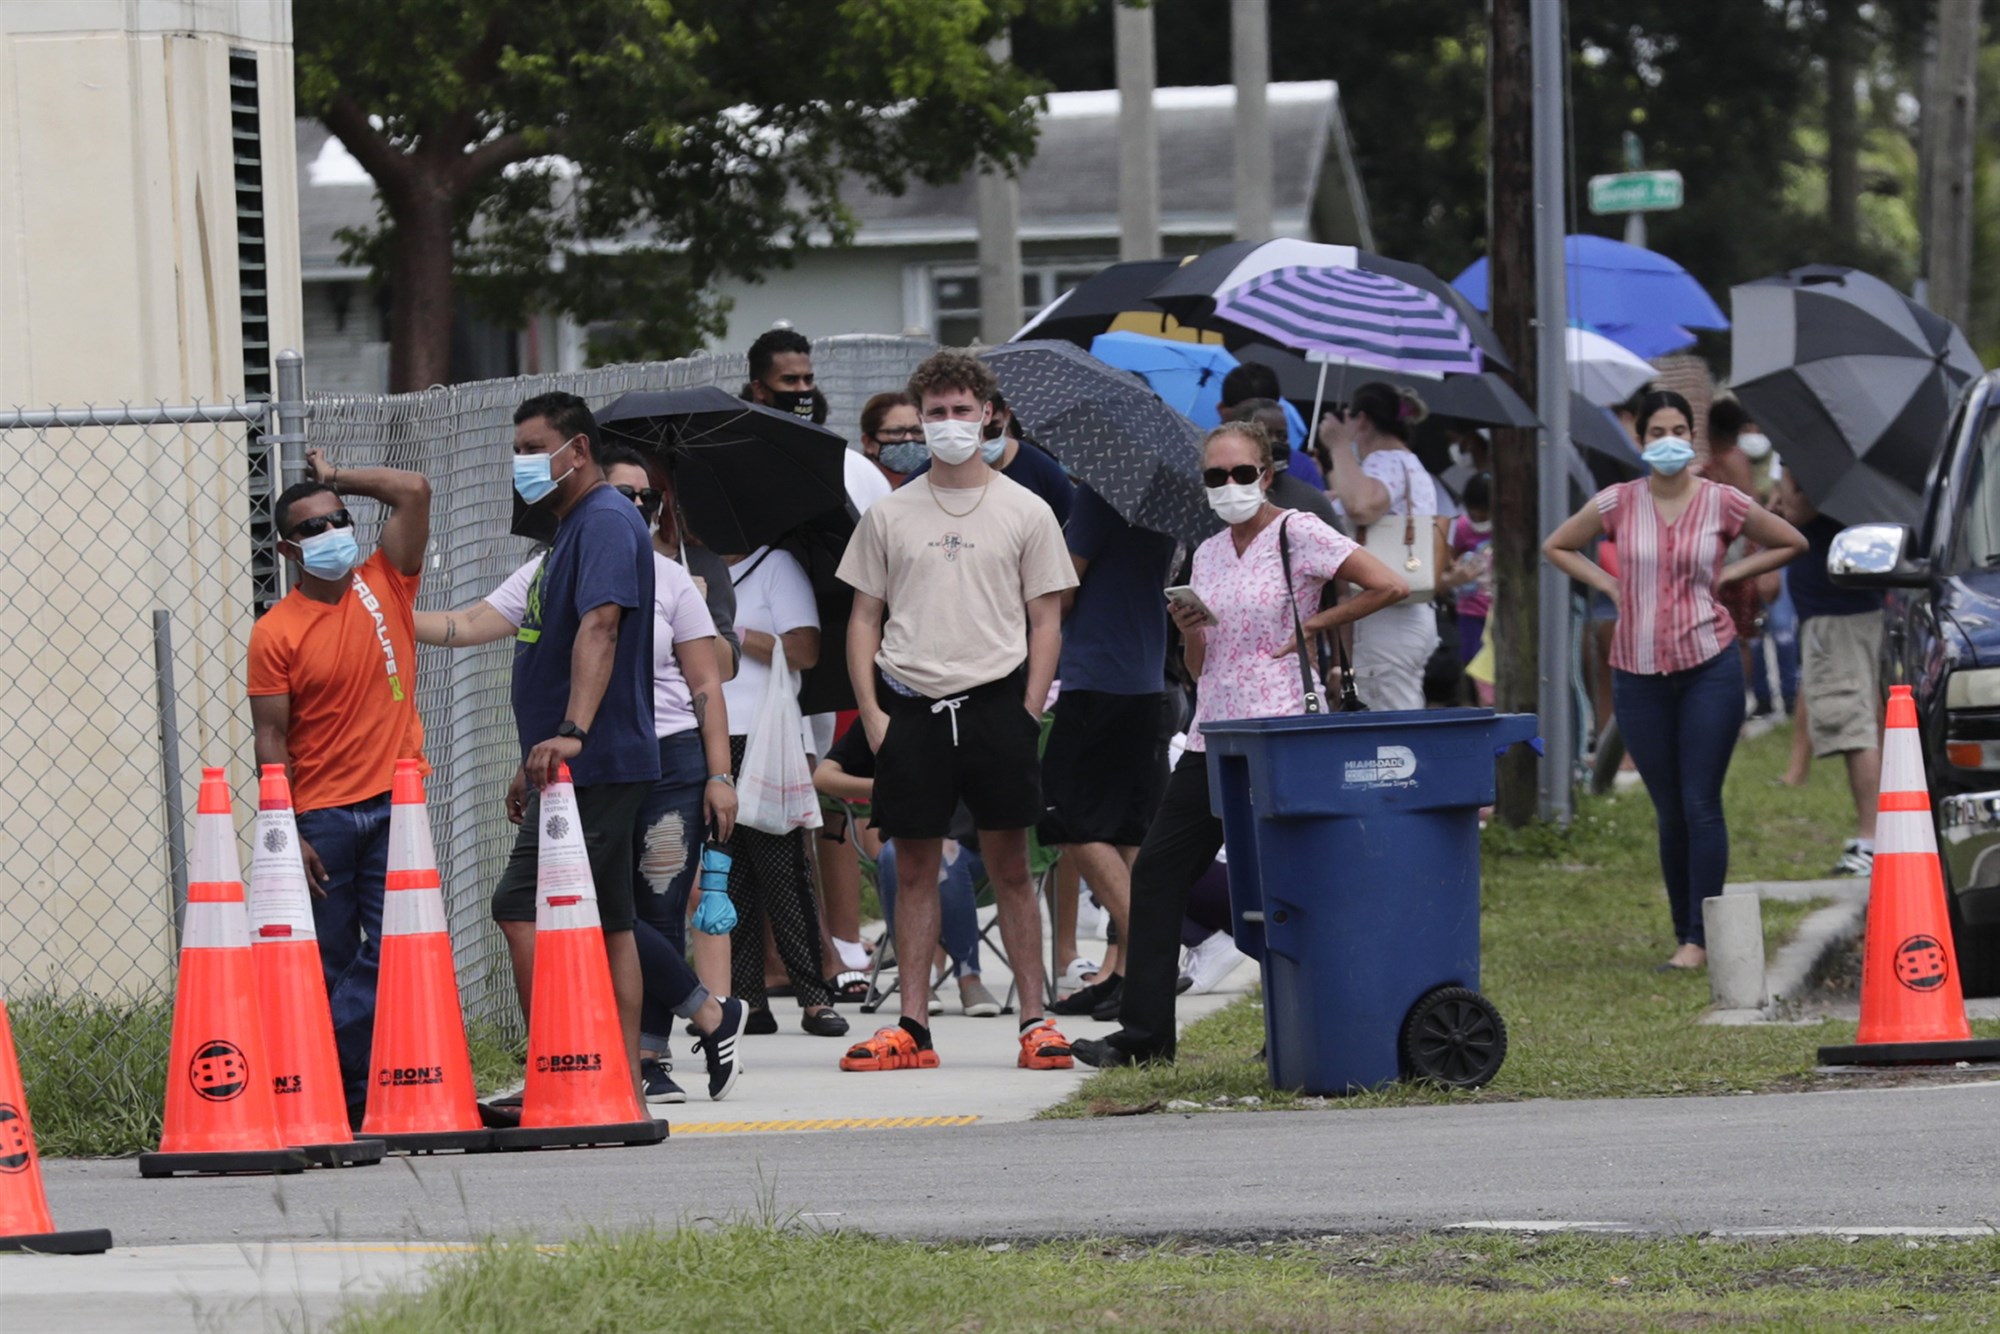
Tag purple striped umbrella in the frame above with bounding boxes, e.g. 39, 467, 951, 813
1210, 266, 1484, 379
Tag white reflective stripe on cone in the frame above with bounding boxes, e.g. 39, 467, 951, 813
182, 898, 252, 950
536, 896, 604, 933
388, 802, 440, 875
382, 888, 449, 937
1875, 808, 1939, 857
192, 810, 244, 884
1880, 728, 1930, 796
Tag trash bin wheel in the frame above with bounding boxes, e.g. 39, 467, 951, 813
1399, 986, 1507, 1089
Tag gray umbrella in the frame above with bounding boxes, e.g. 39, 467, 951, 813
1730, 265, 1982, 525
981, 340, 1220, 546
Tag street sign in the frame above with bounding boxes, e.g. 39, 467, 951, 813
1588, 170, 1683, 215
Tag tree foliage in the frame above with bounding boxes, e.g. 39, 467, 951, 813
297, 0, 1089, 386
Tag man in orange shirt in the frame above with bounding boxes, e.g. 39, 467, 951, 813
248, 448, 431, 1127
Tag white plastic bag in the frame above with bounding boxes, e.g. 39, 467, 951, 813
736, 659, 822, 835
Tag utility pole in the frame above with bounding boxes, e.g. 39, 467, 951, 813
1922, 0, 1978, 331
1231, 0, 1273, 242
1531, 0, 1574, 825
1487, 0, 1539, 827
976, 31, 1024, 343
1116, 1, 1161, 261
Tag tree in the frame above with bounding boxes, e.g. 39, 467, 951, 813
297, 1, 1087, 390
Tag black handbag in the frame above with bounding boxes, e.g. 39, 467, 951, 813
1278, 515, 1367, 714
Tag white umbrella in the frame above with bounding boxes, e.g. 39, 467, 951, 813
1567, 326, 1656, 406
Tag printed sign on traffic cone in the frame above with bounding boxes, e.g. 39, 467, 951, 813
1819, 686, 2000, 1066
493, 765, 665, 1150
0, 1000, 111, 1254
139, 767, 309, 1177
249, 766, 383, 1168
362, 760, 492, 1152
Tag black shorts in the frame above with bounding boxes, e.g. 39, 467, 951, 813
872, 670, 1042, 839
491, 780, 651, 932
1040, 690, 1170, 847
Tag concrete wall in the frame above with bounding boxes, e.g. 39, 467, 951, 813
0, 2, 299, 998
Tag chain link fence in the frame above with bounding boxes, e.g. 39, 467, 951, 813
4, 335, 935, 1108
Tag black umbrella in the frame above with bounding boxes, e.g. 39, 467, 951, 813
1568, 394, 1644, 490
1148, 239, 1513, 371
597, 386, 851, 555
980, 341, 1219, 547
1730, 265, 1982, 526
1236, 345, 1540, 429
1009, 259, 1224, 348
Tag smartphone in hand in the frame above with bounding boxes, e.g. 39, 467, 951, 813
1164, 585, 1219, 627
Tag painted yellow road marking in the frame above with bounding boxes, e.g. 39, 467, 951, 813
671, 1115, 980, 1134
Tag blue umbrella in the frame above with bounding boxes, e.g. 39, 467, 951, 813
1088, 332, 1237, 427
1453, 235, 1729, 330
1590, 321, 1696, 360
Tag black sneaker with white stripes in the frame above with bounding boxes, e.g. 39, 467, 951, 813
640, 1056, 686, 1105
695, 996, 746, 1101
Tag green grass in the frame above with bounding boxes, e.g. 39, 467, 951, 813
1053, 723, 2000, 1117
335, 1222, 2000, 1332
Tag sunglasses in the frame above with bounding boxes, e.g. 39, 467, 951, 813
614, 483, 662, 512
1202, 465, 1265, 488
288, 508, 354, 540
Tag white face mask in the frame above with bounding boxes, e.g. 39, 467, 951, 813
1739, 431, 1773, 461
923, 417, 984, 466
1467, 517, 1493, 535
1206, 480, 1265, 525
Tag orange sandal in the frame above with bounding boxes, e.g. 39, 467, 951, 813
839, 1026, 940, 1072
1017, 1020, 1074, 1070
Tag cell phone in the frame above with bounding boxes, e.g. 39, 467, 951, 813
1164, 585, 1218, 627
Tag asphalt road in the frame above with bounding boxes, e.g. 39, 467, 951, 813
40, 1079, 2000, 1247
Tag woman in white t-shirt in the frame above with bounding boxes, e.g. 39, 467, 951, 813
1320, 381, 1446, 712
414, 451, 744, 1105
719, 543, 847, 1038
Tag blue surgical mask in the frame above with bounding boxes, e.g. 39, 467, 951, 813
513, 438, 575, 504
980, 433, 1008, 466
1642, 439, 1696, 476
877, 440, 926, 474
296, 527, 360, 580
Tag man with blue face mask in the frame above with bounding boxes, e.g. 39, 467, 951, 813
248, 448, 432, 1129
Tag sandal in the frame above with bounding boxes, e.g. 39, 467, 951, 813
827, 971, 870, 1004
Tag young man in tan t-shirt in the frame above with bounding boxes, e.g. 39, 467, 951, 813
835, 350, 1079, 1073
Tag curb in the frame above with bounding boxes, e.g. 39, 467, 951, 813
1699, 880, 1868, 1027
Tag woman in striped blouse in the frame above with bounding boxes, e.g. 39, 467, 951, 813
1544, 390, 1806, 971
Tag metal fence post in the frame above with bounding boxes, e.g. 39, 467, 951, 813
271, 348, 309, 592
152, 609, 188, 941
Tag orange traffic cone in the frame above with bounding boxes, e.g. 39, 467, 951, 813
1819, 686, 2000, 1066
248, 766, 383, 1167
362, 760, 492, 1152
139, 767, 309, 1177
493, 765, 665, 1150
0, 1000, 111, 1254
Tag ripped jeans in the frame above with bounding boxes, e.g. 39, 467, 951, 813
633, 730, 711, 1051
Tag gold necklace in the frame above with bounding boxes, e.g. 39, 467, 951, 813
927, 473, 991, 518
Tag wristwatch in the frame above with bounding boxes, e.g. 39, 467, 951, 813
556, 720, 588, 745
708, 773, 736, 788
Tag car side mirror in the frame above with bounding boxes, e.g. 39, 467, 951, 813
1828, 523, 1931, 589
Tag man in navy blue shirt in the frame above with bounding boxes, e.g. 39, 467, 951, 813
1042, 484, 1178, 1022
491, 392, 664, 1098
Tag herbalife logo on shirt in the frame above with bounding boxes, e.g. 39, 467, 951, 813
929, 532, 976, 562
351, 573, 406, 702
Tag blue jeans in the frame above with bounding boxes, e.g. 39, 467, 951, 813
1613, 648, 1745, 948
295, 793, 392, 1109
877, 841, 984, 976
633, 732, 712, 1051
1761, 581, 1801, 712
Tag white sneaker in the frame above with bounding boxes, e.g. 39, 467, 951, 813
1834, 840, 1874, 878
1181, 931, 1249, 995
1076, 894, 1111, 942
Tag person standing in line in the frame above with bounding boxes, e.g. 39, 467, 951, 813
1543, 389, 1806, 971
418, 447, 746, 1104
1073, 421, 1408, 1069
861, 391, 925, 487
1215, 363, 1324, 487
837, 350, 1080, 1073
249, 448, 430, 1128
1233, 398, 1340, 528
1318, 382, 1444, 712
1439, 472, 1495, 703
902, 389, 1075, 524
1042, 483, 1179, 1025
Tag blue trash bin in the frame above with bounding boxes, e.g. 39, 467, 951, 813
1202, 707, 1538, 1095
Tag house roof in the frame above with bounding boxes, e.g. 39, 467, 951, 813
297, 80, 1371, 279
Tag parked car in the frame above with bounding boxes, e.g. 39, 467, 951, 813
1830, 370, 2000, 995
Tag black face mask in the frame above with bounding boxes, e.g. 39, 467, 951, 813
767, 388, 814, 418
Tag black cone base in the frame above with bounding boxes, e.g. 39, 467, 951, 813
297, 1138, 387, 1168
373, 1127, 497, 1154
0, 1227, 113, 1255
1817, 1037, 2000, 1067
491, 1118, 668, 1150
137, 1147, 311, 1178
